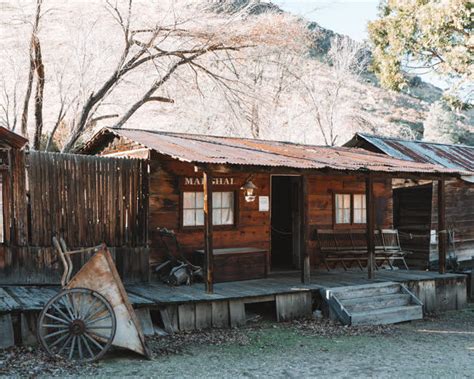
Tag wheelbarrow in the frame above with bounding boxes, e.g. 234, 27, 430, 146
37, 237, 150, 361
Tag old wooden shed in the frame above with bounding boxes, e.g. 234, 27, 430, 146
1, 127, 472, 342
82, 127, 472, 291
344, 133, 474, 269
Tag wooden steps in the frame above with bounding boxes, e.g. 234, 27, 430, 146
323, 281, 423, 326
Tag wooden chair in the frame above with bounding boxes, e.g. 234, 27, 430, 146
377, 229, 411, 270
153, 228, 203, 285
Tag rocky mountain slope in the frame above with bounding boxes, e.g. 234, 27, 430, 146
0, 0, 471, 147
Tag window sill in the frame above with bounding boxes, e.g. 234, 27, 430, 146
180, 225, 238, 233
334, 223, 367, 229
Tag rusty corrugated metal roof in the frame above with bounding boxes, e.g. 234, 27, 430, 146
0, 126, 28, 149
82, 128, 473, 176
345, 133, 474, 172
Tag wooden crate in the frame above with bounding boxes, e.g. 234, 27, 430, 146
194, 247, 268, 282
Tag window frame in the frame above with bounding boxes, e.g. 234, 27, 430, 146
179, 189, 239, 231
332, 192, 367, 227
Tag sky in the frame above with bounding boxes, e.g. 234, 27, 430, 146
273, 0, 464, 96
274, 0, 380, 42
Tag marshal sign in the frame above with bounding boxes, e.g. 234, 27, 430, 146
183, 177, 235, 186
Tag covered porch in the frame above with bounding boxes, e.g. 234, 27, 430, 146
81, 128, 474, 295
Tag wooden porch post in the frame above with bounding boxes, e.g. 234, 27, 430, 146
301, 175, 310, 284
365, 174, 375, 279
203, 170, 214, 293
437, 178, 446, 274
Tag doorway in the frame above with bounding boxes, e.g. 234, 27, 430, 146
271, 176, 301, 271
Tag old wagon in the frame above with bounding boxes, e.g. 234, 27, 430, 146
37, 237, 149, 361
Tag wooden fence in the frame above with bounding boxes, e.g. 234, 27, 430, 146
28, 151, 148, 248
0, 151, 150, 284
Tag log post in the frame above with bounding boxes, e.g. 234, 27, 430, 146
437, 178, 446, 274
365, 174, 375, 279
300, 175, 310, 284
203, 170, 214, 293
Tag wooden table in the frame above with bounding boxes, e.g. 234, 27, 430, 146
194, 247, 268, 283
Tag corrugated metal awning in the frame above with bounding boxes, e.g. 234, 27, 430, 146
82, 128, 474, 176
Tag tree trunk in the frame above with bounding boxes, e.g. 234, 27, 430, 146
20, 0, 42, 139
33, 36, 45, 150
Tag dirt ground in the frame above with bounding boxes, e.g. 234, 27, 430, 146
1, 306, 473, 378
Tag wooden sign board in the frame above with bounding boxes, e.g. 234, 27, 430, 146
180, 176, 238, 189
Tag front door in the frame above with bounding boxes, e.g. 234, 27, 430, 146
271, 176, 301, 270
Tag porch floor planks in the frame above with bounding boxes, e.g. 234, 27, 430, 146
2, 286, 59, 311
0, 270, 466, 312
0, 288, 21, 313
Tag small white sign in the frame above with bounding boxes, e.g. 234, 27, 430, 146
259, 196, 269, 212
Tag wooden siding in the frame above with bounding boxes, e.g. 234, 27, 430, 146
0, 151, 149, 284
307, 175, 393, 266
431, 179, 474, 263
393, 184, 432, 268
97, 136, 394, 271
148, 152, 271, 265
27, 151, 148, 248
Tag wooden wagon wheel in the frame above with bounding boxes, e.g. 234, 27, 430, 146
37, 288, 117, 362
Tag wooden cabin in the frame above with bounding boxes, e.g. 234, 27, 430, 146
344, 133, 474, 269
82, 128, 470, 289
0, 127, 471, 342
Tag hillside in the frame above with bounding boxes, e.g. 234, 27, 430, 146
0, 0, 471, 148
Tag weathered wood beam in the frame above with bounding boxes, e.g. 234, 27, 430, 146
366, 174, 375, 279
301, 175, 310, 284
437, 178, 447, 274
206, 163, 459, 181
203, 170, 214, 293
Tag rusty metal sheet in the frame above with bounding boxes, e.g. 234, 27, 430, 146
66, 247, 150, 358
346, 133, 474, 172
82, 128, 473, 176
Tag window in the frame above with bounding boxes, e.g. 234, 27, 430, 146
335, 194, 351, 224
183, 191, 234, 227
334, 193, 366, 225
353, 194, 367, 224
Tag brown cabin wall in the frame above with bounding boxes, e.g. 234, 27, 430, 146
96, 135, 394, 270
306, 175, 393, 266
431, 179, 474, 263
147, 153, 271, 265
147, 154, 393, 269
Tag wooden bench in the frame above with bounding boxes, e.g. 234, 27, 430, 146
315, 229, 411, 271
194, 247, 268, 283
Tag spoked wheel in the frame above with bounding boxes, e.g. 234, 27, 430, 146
38, 288, 116, 362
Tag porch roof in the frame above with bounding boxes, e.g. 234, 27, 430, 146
344, 133, 474, 172
0, 126, 28, 149
82, 128, 473, 177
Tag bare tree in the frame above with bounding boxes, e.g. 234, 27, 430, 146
32, 29, 45, 150
21, 0, 42, 138
58, 1, 308, 152
0, 71, 19, 131
301, 36, 368, 146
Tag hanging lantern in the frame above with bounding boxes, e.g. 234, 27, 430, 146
241, 179, 257, 202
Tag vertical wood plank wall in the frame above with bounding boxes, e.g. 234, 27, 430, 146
147, 152, 272, 266
147, 154, 393, 268
0, 151, 150, 284
431, 179, 474, 263
92, 135, 394, 271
